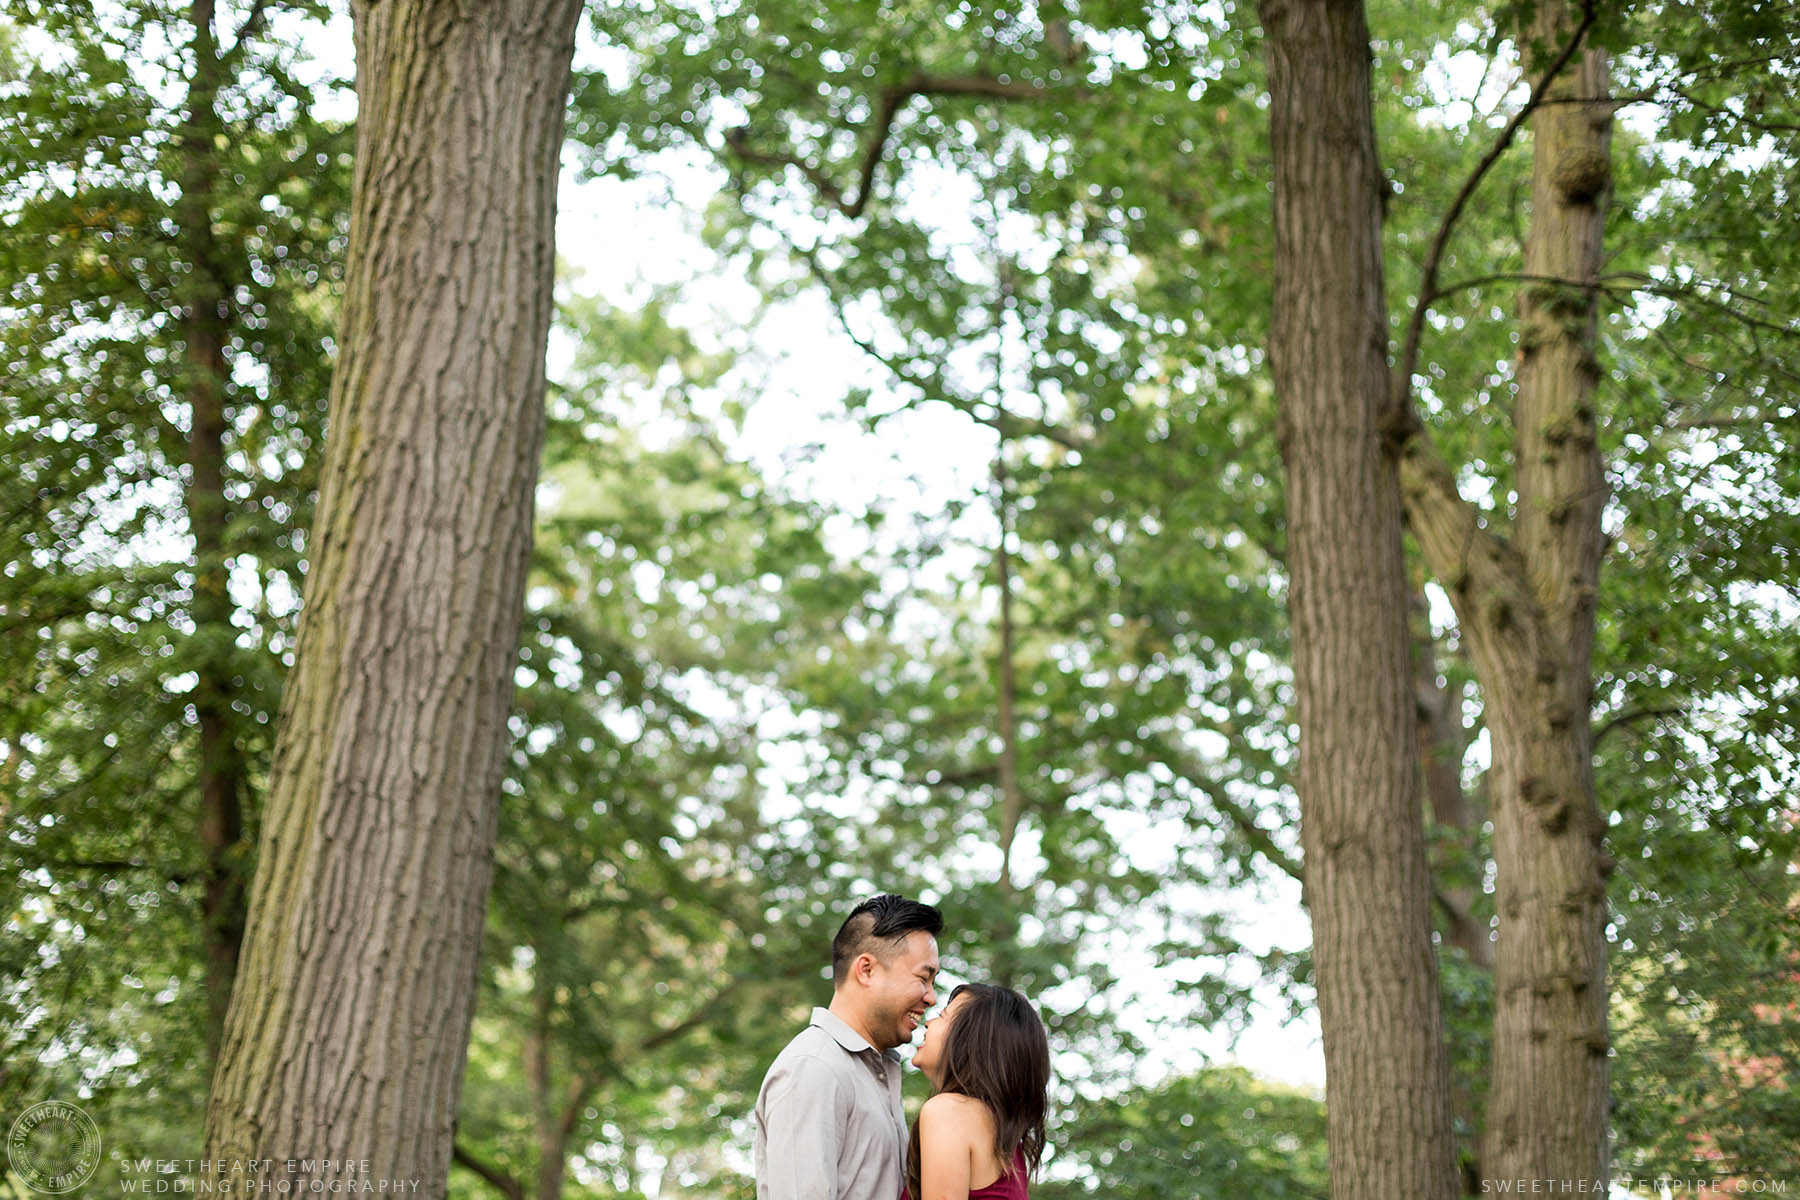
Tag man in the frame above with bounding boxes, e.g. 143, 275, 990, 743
754, 894, 944, 1200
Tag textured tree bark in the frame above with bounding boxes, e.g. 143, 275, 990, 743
1484, 3, 1613, 1180
177, 0, 248, 1062
1398, 0, 1613, 1184
1258, 2, 1458, 1196
203, 1, 585, 1192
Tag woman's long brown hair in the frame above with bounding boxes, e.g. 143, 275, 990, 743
905, 983, 1050, 1199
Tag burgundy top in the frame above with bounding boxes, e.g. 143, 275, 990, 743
902, 1146, 1029, 1200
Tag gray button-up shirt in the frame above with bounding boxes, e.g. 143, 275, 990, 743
753, 1007, 907, 1200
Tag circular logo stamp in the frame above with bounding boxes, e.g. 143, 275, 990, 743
8, 1101, 101, 1193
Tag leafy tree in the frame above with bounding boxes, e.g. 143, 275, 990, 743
1380, 0, 1800, 1181
1259, 0, 1460, 1193
203, 1, 587, 1190
1391, 0, 1616, 1180
448, 291, 889, 1200
7, 1, 1796, 1192
574, 0, 1314, 1050
611, 0, 1800, 1186
1, 0, 347, 1176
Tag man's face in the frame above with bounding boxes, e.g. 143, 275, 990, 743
864, 930, 940, 1050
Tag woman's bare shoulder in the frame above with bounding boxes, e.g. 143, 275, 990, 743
919, 1093, 1004, 1186
920, 1092, 997, 1133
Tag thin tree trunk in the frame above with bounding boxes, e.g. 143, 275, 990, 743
525, 978, 555, 1199
1398, 2, 1613, 1184
203, 2, 585, 1193
177, 0, 247, 1063
994, 460, 1022, 891
1411, 594, 1491, 971
1410, 596, 1489, 1191
1258, 3, 1458, 1197
535, 1075, 588, 1200
523, 972, 589, 1200
991, 455, 1024, 989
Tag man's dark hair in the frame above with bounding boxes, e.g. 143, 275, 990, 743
831, 894, 944, 987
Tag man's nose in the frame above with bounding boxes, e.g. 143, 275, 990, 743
923, 984, 937, 1007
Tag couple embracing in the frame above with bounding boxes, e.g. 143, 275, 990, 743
753, 895, 1049, 1200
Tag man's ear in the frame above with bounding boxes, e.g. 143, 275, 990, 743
852, 952, 877, 986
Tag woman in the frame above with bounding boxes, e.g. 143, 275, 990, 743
904, 983, 1051, 1200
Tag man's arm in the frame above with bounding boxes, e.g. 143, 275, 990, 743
756, 1053, 843, 1200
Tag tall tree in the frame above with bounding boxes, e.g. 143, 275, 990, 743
578, 0, 1315, 1040
1393, 0, 1613, 1182
204, 2, 585, 1191
1383, 0, 1800, 1181
1, 0, 347, 1157
448, 296, 881, 1200
177, 0, 249, 1061
571, 4, 1799, 1185
1258, 1, 1456, 1197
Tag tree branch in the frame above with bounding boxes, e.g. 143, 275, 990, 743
1431, 885, 1495, 970
1396, 429, 1531, 630
784, 234, 1087, 450
1602, 276, 1796, 340
451, 1143, 524, 1200
1207, 783, 1306, 888
636, 995, 728, 1056
1155, 740, 1306, 888
902, 761, 1001, 790
553, 1075, 590, 1160
1432, 269, 1603, 297
229, 0, 273, 53
726, 73, 1052, 220
1665, 410, 1792, 432
1389, 1, 1598, 436
36, 856, 168, 875
1432, 269, 1799, 348
1592, 705, 1681, 749
1662, 84, 1800, 134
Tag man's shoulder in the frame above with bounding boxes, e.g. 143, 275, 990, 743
757, 1024, 853, 1113
767, 1022, 844, 1069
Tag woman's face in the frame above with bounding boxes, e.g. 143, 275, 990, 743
910, 990, 969, 1086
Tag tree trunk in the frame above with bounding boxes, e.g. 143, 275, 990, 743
1398, 1, 1613, 1184
203, 2, 585, 1193
1411, 594, 1490, 971
524, 972, 588, 1200
532, 1076, 587, 1200
994, 458, 1023, 892
177, 0, 248, 1064
992, 463, 1023, 989
1485, 4, 1613, 1180
1258, 3, 1458, 1197
1410, 596, 1489, 1191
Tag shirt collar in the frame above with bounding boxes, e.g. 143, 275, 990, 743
810, 1006, 878, 1055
